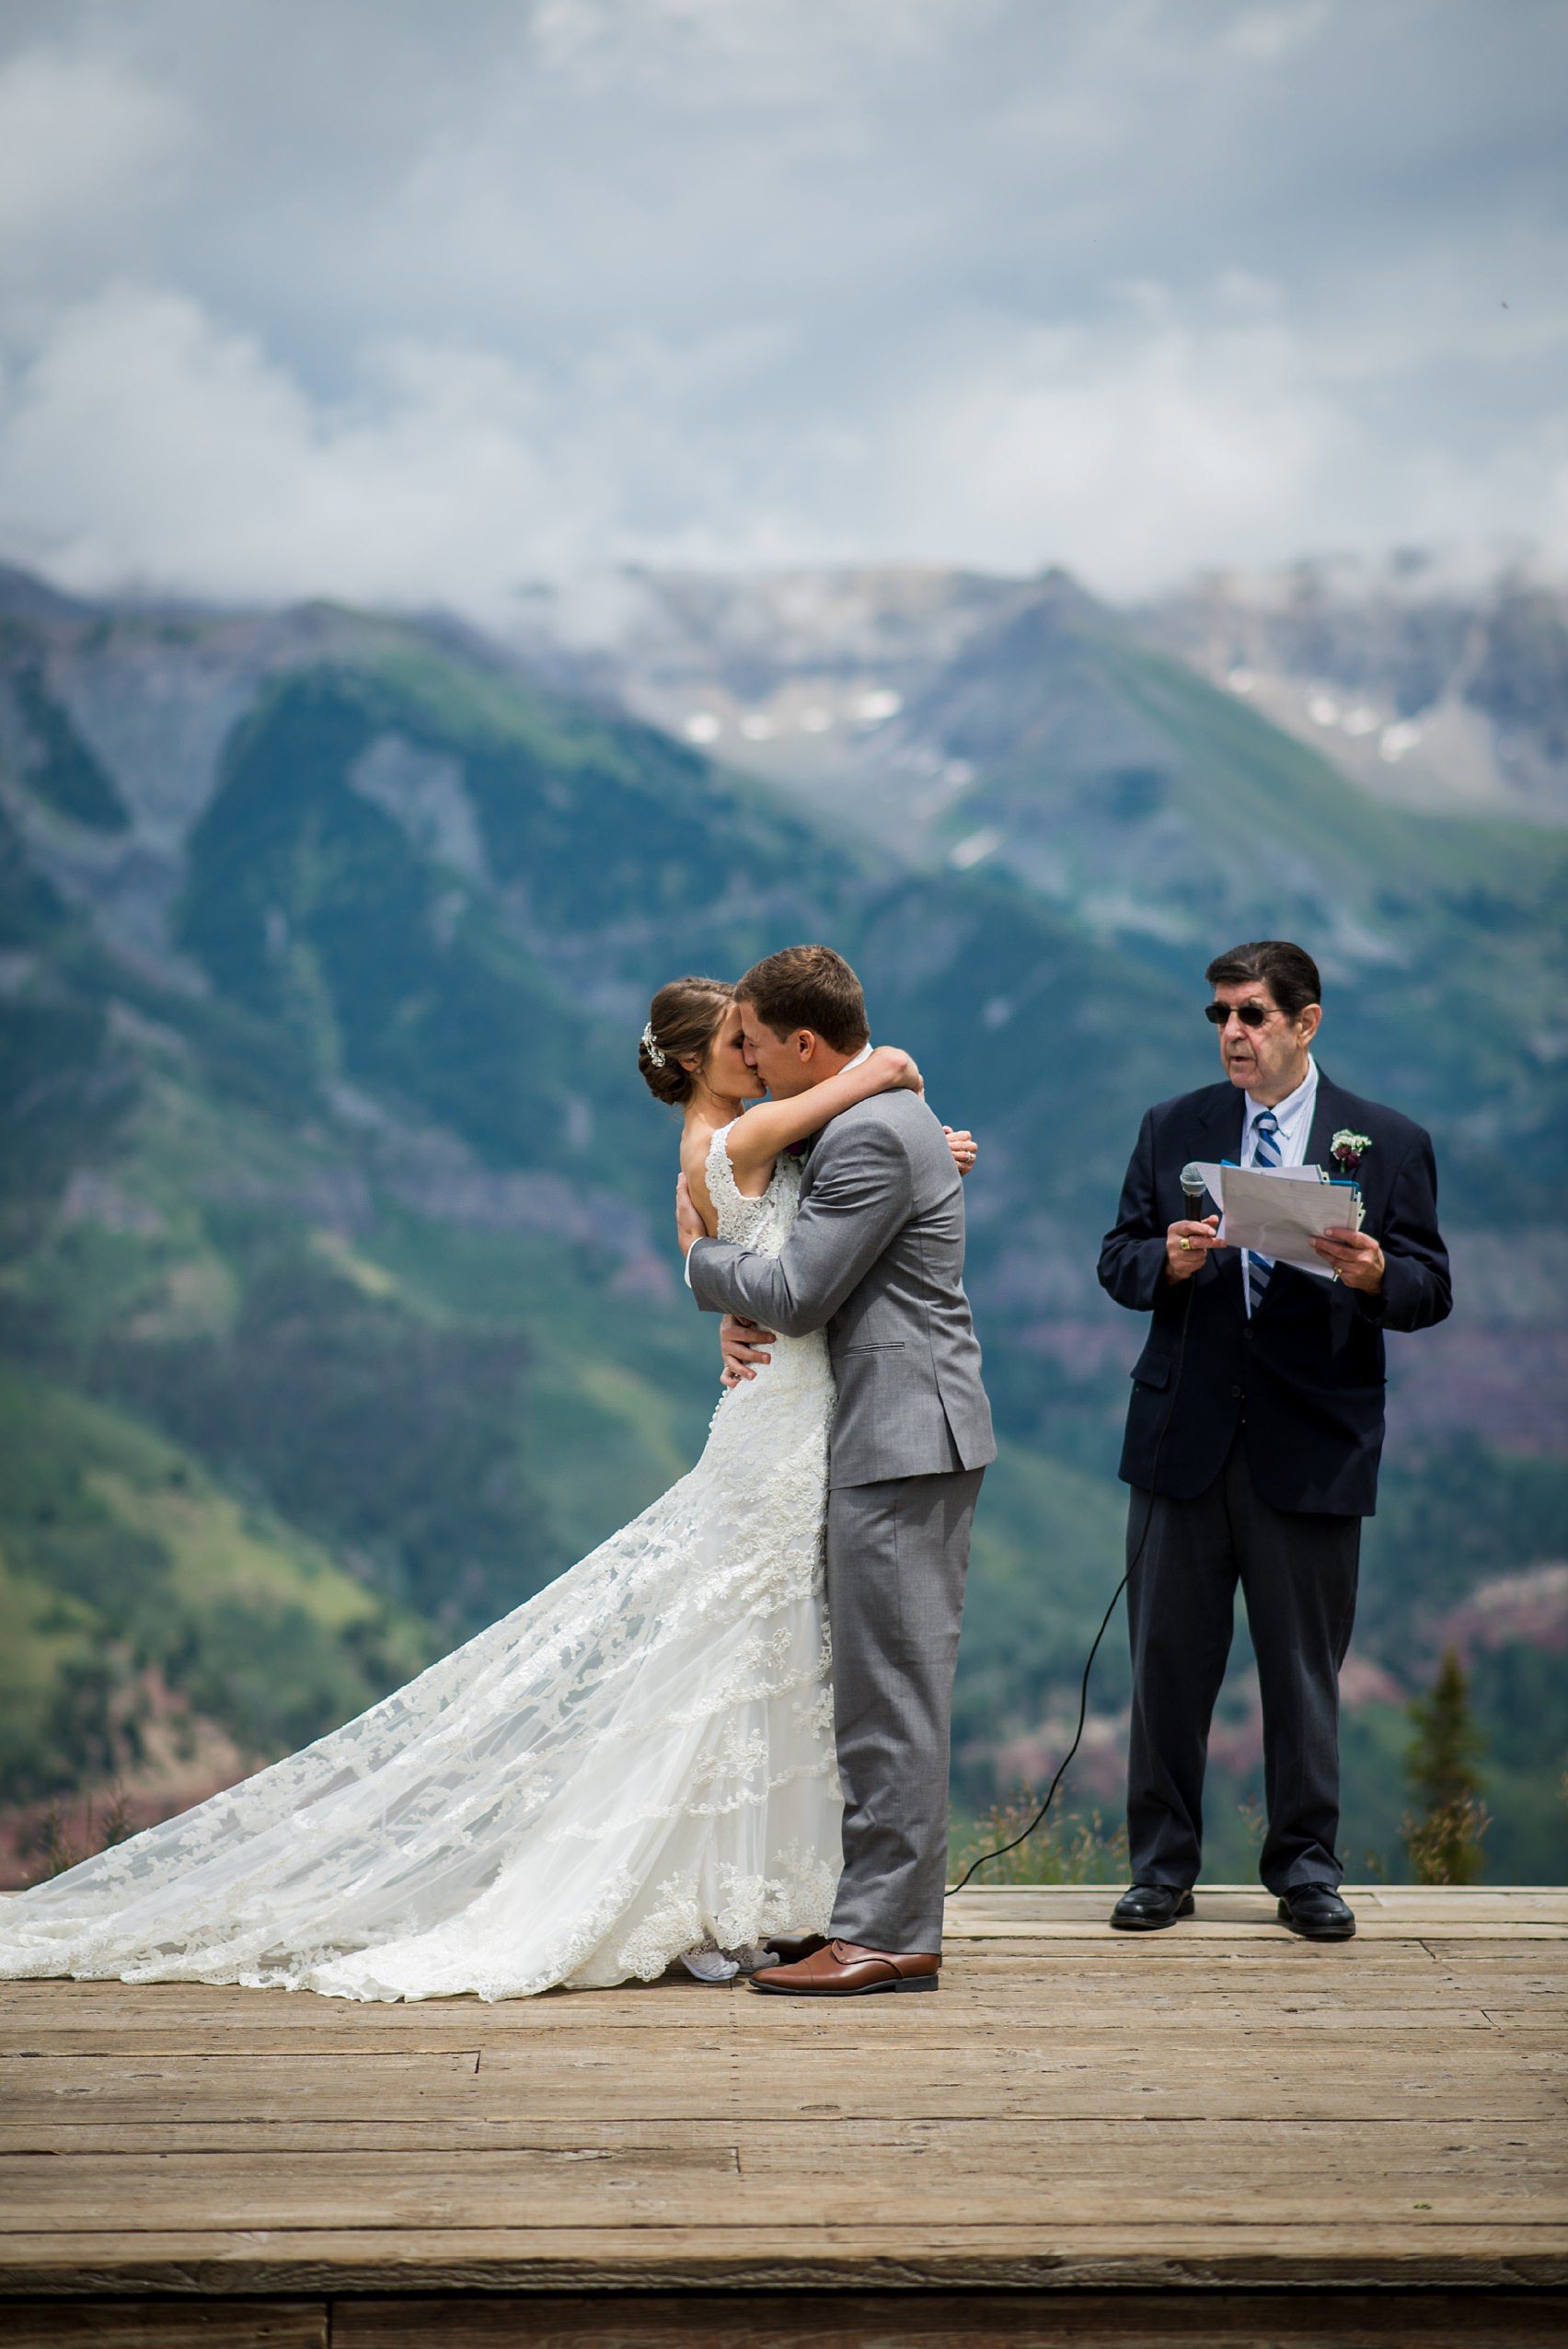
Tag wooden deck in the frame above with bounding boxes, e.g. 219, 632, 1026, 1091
1, 1885, 1564, 2344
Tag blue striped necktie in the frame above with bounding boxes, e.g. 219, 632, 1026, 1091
1247, 1108, 1281, 1313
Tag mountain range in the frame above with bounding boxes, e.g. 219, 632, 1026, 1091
1, 552, 1562, 1883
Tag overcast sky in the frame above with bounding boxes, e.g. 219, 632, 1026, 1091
0, 0, 1563, 621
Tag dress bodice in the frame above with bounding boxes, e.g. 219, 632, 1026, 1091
705, 1119, 803, 1257
701, 1121, 831, 1419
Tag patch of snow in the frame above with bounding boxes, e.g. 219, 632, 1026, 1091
855, 688, 903, 723
949, 827, 999, 870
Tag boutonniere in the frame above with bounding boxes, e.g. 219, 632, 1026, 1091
1330, 1129, 1372, 1176
782, 1140, 808, 1162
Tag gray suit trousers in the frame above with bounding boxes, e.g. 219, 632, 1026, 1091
825, 1461, 986, 1953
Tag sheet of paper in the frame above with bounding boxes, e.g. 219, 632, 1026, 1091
1192, 1160, 1321, 1209
1212, 1163, 1360, 1276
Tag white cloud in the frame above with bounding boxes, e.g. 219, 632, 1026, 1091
525, 0, 988, 91
0, 44, 192, 297
0, 280, 822, 615
0, 284, 601, 610
0, 0, 1565, 607
1223, 1, 1332, 62
884, 312, 1354, 588
3, 269, 1566, 619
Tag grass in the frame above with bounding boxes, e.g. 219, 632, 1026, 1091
949, 1798, 1130, 1889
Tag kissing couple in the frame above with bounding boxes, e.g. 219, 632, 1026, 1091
0, 945, 995, 2003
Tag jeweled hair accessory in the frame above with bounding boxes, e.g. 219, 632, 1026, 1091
640, 1020, 666, 1068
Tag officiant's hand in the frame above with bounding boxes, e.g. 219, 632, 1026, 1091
1311, 1224, 1385, 1291
1164, 1214, 1223, 1282
720, 1313, 775, 1386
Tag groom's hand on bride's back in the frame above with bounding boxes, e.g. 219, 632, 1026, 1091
720, 1313, 775, 1386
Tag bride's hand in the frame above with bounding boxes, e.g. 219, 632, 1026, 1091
871, 1045, 924, 1096
944, 1125, 978, 1175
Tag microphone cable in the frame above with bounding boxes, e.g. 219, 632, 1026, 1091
946, 1174, 1210, 1897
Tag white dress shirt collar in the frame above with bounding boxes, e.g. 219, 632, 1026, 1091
1243, 1051, 1318, 1148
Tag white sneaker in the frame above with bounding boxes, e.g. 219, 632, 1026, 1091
679, 1946, 740, 1984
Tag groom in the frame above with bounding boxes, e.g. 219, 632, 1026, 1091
675, 944, 995, 1996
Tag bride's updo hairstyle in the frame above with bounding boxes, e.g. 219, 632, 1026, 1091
639, 977, 734, 1106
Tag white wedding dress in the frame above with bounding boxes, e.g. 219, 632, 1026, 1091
0, 1125, 842, 2000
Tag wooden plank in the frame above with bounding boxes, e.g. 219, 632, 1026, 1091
3, 2053, 1560, 2128
0, 1963, 1487, 2009
6, 2295, 1563, 2349
0, 1997, 1517, 2055
0, 2294, 1562, 2346
0, 1895, 1558, 2308
3, 2043, 1559, 2127
0, 2009, 1504, 2057
2, 2141, 1562, 2233
1422, 1936, 1568, 1956
0, 2307, 327, 2348
0, 2115, 1558, 2170
945, 1921, 1568, 1940
331, 2287, 1568, 2349
946, 1887, 1568, 1914
2, 1962, 1499, 2025
3, 2222, 1566, 2293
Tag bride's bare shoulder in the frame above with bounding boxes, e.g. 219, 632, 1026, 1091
680, 1117, 726, 1233
681, 1117, 725, 1179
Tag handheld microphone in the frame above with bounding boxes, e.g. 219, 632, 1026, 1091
1181, 1162, 1208, 1219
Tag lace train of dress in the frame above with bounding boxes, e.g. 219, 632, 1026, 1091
0, 1126, 842, 2000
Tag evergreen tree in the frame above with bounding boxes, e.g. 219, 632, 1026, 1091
1401, 1647, 1489, 1884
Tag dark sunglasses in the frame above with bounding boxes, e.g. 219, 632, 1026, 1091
1205, 1000, 1279, 1028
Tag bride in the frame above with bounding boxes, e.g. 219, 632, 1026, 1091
0, 976, 974, 2001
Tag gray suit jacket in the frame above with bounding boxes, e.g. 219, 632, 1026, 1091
687, 1089, 996, 1488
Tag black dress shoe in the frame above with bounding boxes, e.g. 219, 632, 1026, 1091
1277, 1884, 1356, 1940
766, 1933, 829, 1965
1109, 1884, 1195, 1931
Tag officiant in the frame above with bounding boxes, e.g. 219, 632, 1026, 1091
1096, 941, 1451, 1941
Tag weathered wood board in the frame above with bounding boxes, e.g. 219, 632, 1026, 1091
0, 1885, 1562, 2308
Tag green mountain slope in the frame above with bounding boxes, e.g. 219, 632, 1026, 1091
0, 573, 1562, 1881
0, 1365, 432, 1812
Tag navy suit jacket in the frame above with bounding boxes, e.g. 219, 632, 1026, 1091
1097, 1068, 1452, 1516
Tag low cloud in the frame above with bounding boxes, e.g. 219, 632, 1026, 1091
0, 1, 1564, 612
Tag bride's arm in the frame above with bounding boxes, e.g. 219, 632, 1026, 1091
723, 1047, 922, 1182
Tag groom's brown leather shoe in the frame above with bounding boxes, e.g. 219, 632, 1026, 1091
748, 1938, 940, 1996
